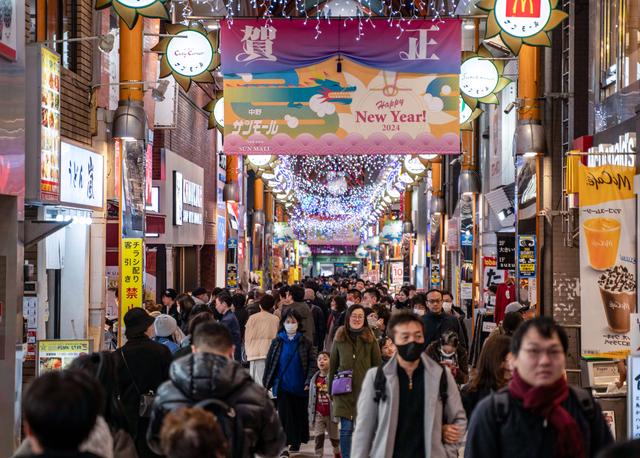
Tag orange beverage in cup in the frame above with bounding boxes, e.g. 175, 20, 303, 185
583, 218, 621, 270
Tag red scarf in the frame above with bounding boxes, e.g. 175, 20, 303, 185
508, 370, 584, 458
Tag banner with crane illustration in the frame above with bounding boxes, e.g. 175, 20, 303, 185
221, 19, 461, 156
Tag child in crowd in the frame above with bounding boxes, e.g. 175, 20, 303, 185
379, 336, 396, 363
308, 352, 340, 458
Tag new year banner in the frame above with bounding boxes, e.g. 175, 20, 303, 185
579, 159, 637, 358
224, 58, 459, 155
221, 20, 460, 156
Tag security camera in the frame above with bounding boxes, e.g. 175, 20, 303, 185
504, 102, 516, 115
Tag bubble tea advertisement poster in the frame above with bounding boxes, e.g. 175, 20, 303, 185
579, 158, 636, 358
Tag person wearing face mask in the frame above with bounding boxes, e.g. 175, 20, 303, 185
147, 321, 286, 457
411, 294, 428, 317
346, 289, 362, 308
352, 311, 467, 458
263, 309, 316, 456
329, 304, 381, 458
426, 330, 469, 385
441, 290, 469, 350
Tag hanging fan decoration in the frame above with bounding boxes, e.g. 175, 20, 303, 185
95, 0, 168, 29
476, 0, 568, 55
459, 96, 482, 131
203, 93, 224, 131
460, 44, 511, 109
152, 23, 219, 92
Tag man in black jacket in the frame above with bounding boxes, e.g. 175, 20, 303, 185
115, 308, 173, 458
147, 322, 286, 458
465, 317, 613, 457
422, 289, 466, 348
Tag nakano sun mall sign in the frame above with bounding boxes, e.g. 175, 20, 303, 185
221, 19, 462, 156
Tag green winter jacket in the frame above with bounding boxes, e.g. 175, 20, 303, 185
328, 326, 382, 420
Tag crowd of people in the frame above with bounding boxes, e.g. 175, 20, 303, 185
16, 277, 640, 458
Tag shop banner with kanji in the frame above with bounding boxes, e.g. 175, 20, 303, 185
221, 19, 460, 156
579, 159, 636, 358
120, 238, 144, 323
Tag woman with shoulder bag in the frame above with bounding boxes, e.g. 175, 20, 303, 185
264, 308, 316, 457
329, 304, 381, 458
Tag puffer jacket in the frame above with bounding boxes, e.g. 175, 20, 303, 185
263, 332, 316, 391
147, 353, 285, 458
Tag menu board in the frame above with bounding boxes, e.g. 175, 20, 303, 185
40, 47, 61, 201
36, 340, 91, 375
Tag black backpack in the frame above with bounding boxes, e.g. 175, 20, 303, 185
373, 361, 450, 423
195, 398, 245, 458
491, 385, 596, 423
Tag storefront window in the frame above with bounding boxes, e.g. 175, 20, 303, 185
36, 0, 77, 72
621, 0, 640, 89
596, 0, 640, 131
599, 0, 619, 100
599, 0, 640, 97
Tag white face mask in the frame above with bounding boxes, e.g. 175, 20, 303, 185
346, 300, 354, 307
440, 348, 456, 358
442, 302, 453, 313
413, 308, 425, 317
284, 322, 298, 334
367, 316, 379, 328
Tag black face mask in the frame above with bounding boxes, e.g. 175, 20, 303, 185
396, 341, 426, 362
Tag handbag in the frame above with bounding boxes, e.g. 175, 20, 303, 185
120, 349, 155, 418
331, 370, 353, 395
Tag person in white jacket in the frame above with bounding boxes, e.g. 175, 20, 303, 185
244, 294, 280, 386
352, 311, 467, 458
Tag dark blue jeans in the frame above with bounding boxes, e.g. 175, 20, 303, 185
339, 417, 354, 458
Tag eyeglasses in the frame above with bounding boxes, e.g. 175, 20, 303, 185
522, 348, 565, 360
427, 299, 442, 305
351, 314, 365, 320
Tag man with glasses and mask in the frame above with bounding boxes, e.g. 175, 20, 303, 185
353, 311, 466, 458
465, 317, 613, 457
423, 289, 466, 348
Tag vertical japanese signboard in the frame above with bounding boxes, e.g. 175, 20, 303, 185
497, 233, 516, 271
579, 158, 636, 358
120, 238, 144, 324
40, 47, 61, 201
391, 262, 404, 288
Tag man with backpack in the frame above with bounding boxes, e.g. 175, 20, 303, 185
465, 317, 613, 458
147, 321, 286, 458
352, 311, 467, 458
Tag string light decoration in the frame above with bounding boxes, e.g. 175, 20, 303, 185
167, 0, 460, 40
262, 154, 408, 241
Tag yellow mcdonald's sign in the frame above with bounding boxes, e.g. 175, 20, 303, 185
506, 0, 540, 17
